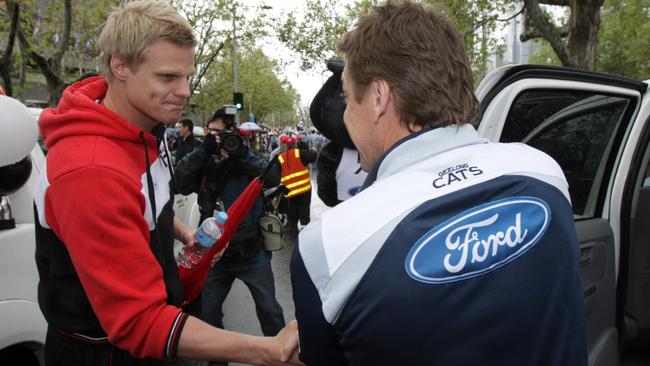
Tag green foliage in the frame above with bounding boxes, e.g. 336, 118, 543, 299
527, 39, 561, 66
21, 0, 118, 75
274, 0, 517, 78
0, 0, 119, 100
528, 0, 650, 79
172, 0, 299, 123
275, 0, 358, 72
190, 46, 299, 125
172, 0, 266, 91
424, 0, 516, 79
596, 0, 650, 79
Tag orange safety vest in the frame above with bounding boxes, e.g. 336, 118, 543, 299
278, 148, 312, 198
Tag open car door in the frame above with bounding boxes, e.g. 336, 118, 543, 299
475, 65, 649, 366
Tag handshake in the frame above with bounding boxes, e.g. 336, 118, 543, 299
202, 130, 247, 159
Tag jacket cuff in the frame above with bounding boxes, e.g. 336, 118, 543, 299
165, 312, 190, 359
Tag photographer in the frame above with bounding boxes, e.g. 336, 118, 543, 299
174, 108, 286, 365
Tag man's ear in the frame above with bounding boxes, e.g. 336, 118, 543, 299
373, 78, 391, 118
110, 55, 129, 81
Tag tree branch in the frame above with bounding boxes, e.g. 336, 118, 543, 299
17, 28, 63, 87
0, 0, 20, 95
465, 6, 525, 36
538, 0, 569, 5
2, 1, 19, 64
520, 23, 569, 41
190, 42, 224, 95
522, 0, 575, 67
52, 0, 72, 64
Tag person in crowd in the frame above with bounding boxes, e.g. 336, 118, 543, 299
269, 132, 279, 153
277, 135, 317, 244
174, 109, 286, 366
33, 1, 300, 365
291, 2, 587, 365
175, 117, 201, 162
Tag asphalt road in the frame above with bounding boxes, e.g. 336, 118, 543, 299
221, 182, 329, 366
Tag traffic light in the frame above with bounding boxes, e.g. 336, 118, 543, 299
233, 92, 244, 111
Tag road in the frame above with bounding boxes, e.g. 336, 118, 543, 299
221, 182, 329, 366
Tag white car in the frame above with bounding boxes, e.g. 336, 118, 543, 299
476, 65, 650, 366
0, 101, 46, 365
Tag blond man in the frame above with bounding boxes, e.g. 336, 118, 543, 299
291, 2, 587, 365
34, 1, 300, 365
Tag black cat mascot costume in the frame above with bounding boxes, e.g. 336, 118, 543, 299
309, 60, 367, 207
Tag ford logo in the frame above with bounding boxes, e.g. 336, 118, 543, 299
405, 197, 550, 284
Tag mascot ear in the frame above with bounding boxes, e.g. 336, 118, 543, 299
309, 60, 356, 149
327, 59, 344, 73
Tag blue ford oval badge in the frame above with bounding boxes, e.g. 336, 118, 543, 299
405, 197, 550, 284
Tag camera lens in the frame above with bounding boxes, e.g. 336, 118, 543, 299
222, 135, 241, 153
219, 131, 244, 156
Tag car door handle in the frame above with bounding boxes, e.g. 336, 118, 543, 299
583, 284, 596, 315
579, 242, 597, 267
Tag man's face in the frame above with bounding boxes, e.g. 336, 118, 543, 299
178, 124, 190, 137
122, 39, 195, 128
342, 67, 380, 172
207, 119, 226, 135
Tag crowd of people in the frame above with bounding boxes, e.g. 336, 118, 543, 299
28, 0, 589, 365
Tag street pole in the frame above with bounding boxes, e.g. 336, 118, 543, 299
232, 6, 240, 125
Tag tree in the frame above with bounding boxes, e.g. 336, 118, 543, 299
274, 0, 516, 80
3, 0, 118, 104
519, 0, 605, 70
527, 0, 650, 79
191, 46, 299, 125
596, 0, 650, 79
275, 0, 353, 73
172, 0, 279, 111
172, 0, 231, 95
16, 0, 73, 106
425, 0, 517, 78
0, 1, 19, 96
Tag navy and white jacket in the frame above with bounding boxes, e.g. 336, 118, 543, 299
291, 124, 588, 366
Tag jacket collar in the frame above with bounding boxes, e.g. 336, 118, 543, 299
361, 124, 487, 190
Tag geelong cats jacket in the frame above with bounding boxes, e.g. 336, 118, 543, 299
291, 124, 588, 366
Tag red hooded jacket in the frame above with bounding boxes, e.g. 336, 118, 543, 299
34, 76, 188, 360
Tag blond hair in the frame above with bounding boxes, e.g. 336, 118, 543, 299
338, 1, 478, 128
98, 0, 196, 79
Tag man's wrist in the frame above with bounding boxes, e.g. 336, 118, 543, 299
244, 335, 274, 366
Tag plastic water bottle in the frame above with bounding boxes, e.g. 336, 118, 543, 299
177, 212, 228, 269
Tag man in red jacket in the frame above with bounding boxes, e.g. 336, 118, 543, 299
33, 1, 300, 365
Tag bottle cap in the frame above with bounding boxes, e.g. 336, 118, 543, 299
215, 211, 228, 224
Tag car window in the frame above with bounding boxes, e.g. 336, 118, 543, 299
501, 90, 631, 218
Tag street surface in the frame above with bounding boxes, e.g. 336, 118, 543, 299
223, 180, 329, 366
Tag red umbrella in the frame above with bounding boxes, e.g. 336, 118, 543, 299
178, 157, 278, 304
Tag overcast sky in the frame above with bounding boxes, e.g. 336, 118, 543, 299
238, 0, 348, 107
234, 0, 552, 107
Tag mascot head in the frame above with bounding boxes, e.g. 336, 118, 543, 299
309, 60, 355, 149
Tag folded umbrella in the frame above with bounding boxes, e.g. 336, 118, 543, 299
178, 156, 278, 304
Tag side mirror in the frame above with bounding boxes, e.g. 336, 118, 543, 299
0, 156, 32, 196
0, 96, 38, 230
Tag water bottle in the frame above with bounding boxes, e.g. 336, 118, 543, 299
177, 212, 228, 269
